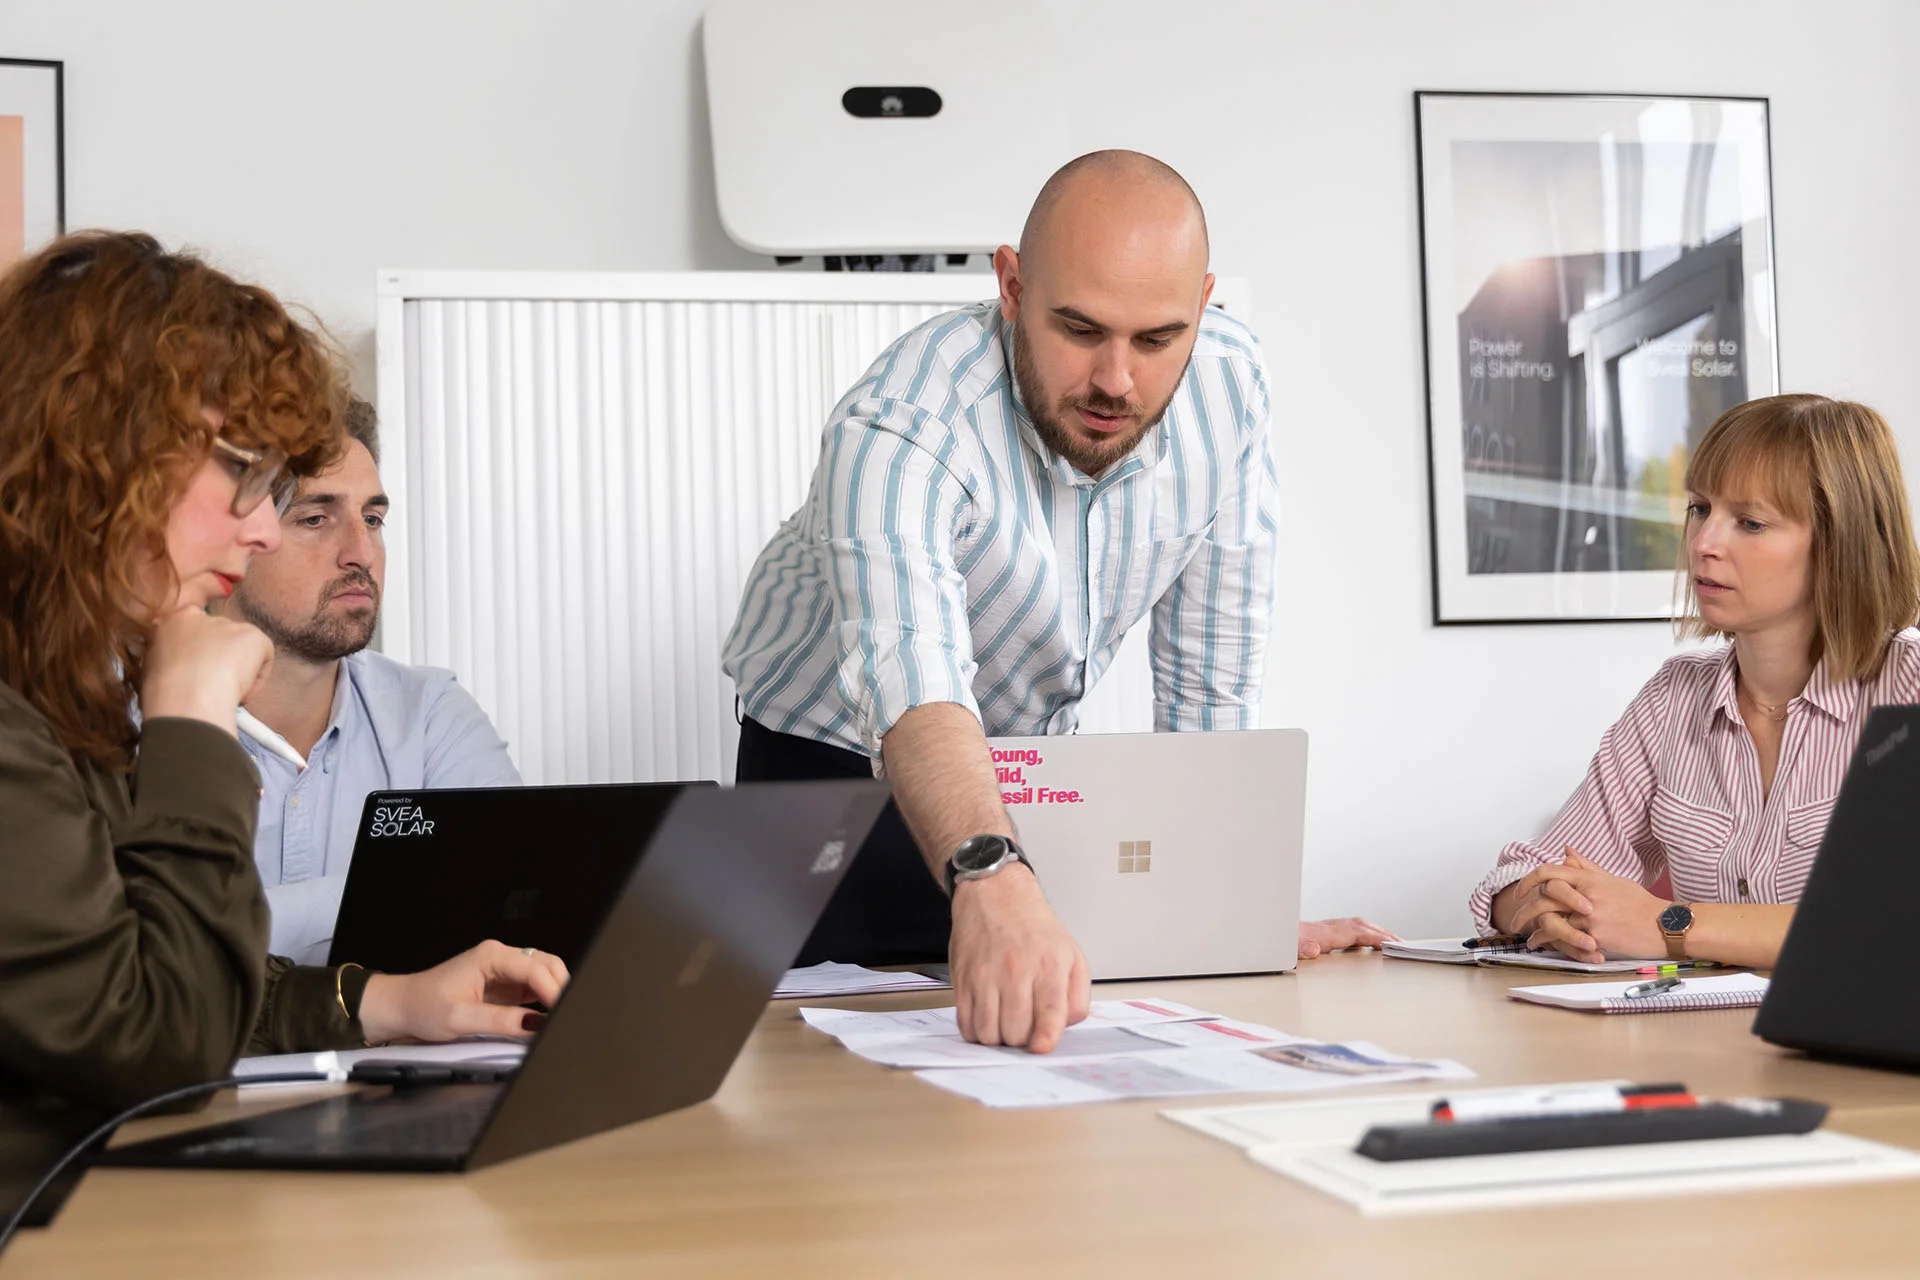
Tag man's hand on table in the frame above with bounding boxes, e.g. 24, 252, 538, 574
1297, 916, 1401, 958
948, 864, 1091, 1053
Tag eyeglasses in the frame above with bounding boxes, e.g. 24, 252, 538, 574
211, 435, 296, 518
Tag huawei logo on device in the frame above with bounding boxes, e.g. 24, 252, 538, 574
1117, 841, 1152, 874
809, 839, 848, 875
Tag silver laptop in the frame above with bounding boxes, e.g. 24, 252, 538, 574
987, 728, 1305, 980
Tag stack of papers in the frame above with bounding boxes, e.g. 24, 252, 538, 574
1381, 938, 1484, 965
1165, 1086, 1920, 1214
1477, 951, 1660, 974
774, 962, 949, 999
800, 999, 1473, 1108
1382, 937, 1657, 973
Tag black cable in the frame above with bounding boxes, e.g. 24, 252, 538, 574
0, 1071, 328, 1256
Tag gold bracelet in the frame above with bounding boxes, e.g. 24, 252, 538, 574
335, 961, 363, 1022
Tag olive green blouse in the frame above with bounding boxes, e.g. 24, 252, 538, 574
0, 679, 371, 1220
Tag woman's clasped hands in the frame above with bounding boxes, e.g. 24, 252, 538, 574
1502, 849, 1670, 963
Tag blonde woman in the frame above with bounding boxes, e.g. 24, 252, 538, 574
1473, 394, 1920, 967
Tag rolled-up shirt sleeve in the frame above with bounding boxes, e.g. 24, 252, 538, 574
1150, 388, 1279, 732
1469, 662, 1677, 932
819, 398, 978, 755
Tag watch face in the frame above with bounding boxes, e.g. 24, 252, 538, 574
953, 835, 1012, 873
1659, 903, 1695, 933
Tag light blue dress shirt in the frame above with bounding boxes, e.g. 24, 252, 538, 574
238, 649, 521, 964
723, 301, 1278, 757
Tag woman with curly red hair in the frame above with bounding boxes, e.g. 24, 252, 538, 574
0, 232, 567, 1220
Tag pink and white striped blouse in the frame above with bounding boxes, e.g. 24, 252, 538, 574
1469, 630, 1920, 932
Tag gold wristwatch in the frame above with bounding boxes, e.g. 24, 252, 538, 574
1658, 902, 1695, 962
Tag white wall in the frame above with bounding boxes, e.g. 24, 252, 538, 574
9, 0, 1916, 934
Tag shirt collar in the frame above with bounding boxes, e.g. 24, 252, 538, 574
1799, 655, 1851, 721
236, 661, 354, 771
1707, 644, 1852, 728
1705, 645, 1743, 729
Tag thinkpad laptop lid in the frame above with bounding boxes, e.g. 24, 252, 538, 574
1755, 705, 1920, 1068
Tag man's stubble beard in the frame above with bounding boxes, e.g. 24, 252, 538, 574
228, 575, 380, 665
1011, 314, 1189, 477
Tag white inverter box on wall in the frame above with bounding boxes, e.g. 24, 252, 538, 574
703, 0, 1072, 256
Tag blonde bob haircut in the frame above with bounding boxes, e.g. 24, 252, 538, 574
1680, 393, 1920, 681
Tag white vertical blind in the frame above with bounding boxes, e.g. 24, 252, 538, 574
378, 272, 1187, 786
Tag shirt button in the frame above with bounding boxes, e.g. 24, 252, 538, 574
1737, 877, 1750, 898
289, 796, 301, 809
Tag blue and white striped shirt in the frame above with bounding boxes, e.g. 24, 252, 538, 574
723, 300, 1277, 758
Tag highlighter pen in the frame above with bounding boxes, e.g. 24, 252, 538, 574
1634, 961, 1724, 974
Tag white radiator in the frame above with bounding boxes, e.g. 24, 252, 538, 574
373, 271, 1217, 785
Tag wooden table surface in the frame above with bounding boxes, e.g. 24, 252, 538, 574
8, 952, 1919, 1277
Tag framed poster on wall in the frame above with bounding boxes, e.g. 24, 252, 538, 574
0, 58, 63, 275
1415, 91, 1778, 624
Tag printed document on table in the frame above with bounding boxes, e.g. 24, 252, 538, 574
774, 962, 949, 999
799, 997, 1212, 1043
916, 1041, 1474, 1108
838, 1017, 1300, 1070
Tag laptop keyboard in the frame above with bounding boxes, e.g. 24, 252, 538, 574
105, 1084, 503, 1169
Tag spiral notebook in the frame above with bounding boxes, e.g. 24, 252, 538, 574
1509, 973, 1770, 1014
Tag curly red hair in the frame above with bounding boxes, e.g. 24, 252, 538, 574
0, 231, 346, 770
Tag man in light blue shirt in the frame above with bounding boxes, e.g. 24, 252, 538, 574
219, 398, 520, 963
723, 152, 1402, 1056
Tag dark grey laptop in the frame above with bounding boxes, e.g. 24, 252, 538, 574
1754, 705, 1920, 1069
326, 781, 709, 973
103, 780, 888, 1172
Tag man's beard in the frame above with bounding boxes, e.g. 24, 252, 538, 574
230, 572, 380, 665
1012, 316, 1186, 477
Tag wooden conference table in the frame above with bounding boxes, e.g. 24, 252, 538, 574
8, 953, 1920, 1278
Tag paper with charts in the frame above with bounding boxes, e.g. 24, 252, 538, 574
799, 998, 1473, 1108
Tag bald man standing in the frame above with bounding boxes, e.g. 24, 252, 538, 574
725, 151, 1293, 1051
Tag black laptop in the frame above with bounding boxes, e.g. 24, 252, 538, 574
103, 780, 888, 1172
326, 781, 710, 973
1754, 704, 1920, 1069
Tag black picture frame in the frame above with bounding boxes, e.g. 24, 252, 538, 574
1414, 90, 1779, 626
0, 56, 66, 268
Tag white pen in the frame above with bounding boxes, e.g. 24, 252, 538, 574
1433, 1083, 1634, 1123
